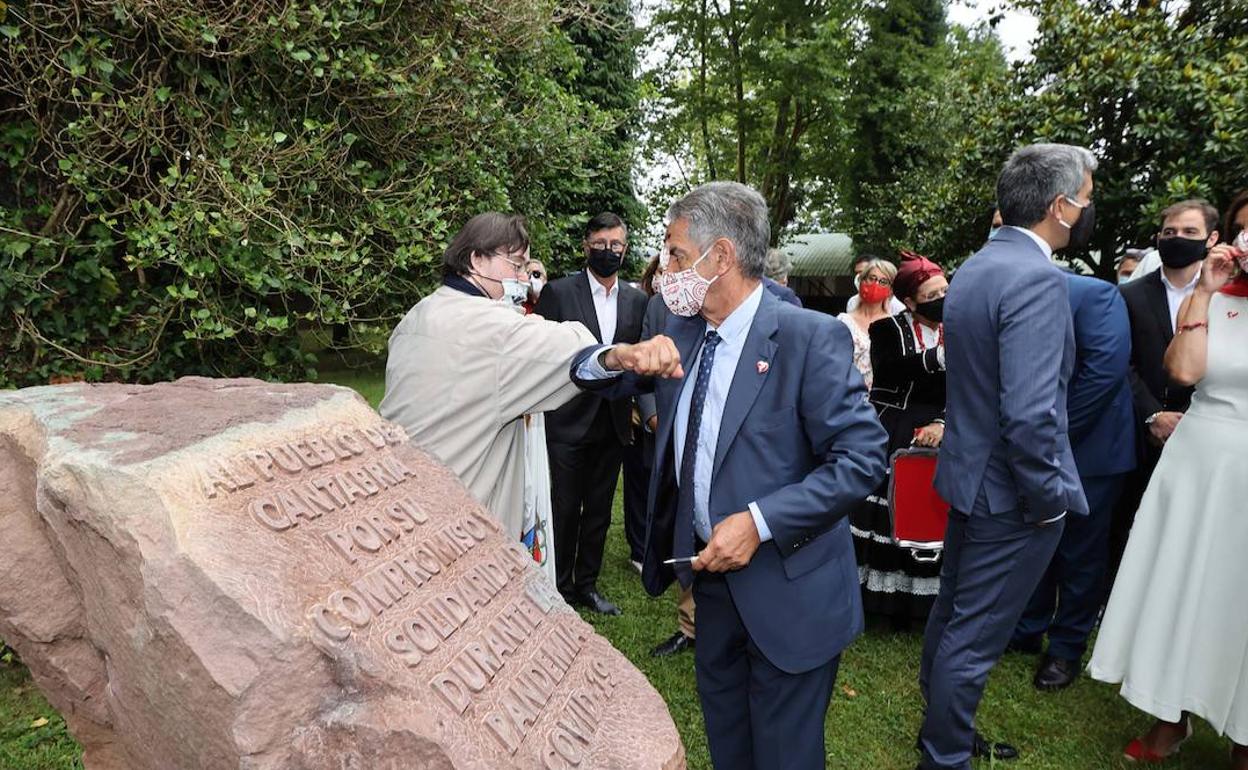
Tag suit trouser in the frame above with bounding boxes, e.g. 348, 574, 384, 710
693, 570, 839, 770
1108, 450, 1159, 587
1014, 473, 1126, 661
548, 437, 623, 596
918, 508, 1065, 770
677, 584, 696, 639
621, 440, 650, 563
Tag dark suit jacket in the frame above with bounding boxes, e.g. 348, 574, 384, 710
934, 227, 1088, 522
764, 276, 803, 307
1066, 274, 1136, 478
535, 271, 648, 445
1119, 270, 1195, 460
573, 289, 887, 673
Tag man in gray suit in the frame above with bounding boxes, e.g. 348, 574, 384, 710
916, 144, 1096, 770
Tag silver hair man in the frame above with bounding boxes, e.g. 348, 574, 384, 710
667, 181, 771, 278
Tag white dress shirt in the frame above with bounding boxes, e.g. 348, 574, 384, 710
587, 270, 619, 343
1007, 225, 1054, 259
1160, 268, 1200, 333
671, 285, 770, 543
577, 285, 773, 544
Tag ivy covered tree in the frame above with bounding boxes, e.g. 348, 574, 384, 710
0, 1, 637, 386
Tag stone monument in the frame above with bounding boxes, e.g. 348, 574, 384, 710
0, 378, 685, 769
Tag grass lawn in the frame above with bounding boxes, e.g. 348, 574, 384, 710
0, 371, 1235, 768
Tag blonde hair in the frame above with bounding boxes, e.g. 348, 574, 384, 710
860, 259, 897, 287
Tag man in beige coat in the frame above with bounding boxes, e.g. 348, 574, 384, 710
381, 212, 680, 540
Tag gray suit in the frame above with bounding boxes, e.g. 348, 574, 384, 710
918, 227, 1088, 770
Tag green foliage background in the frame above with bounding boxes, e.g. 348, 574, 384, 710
0, 0, 640, 387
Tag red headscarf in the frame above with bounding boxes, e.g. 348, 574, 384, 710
893, 250, 945, 301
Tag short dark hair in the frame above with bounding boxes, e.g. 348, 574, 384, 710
1223, 190, 1248, 242
996, 144, 1098, 228
1159, 199, 1219, 236
442, 212, 529, 277
585, 212, 627, 239
852, 254, 873, 267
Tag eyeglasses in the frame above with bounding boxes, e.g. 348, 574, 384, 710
529, 270, 545, 280
588, 240, 627, 254
489, 253, 529, 275
861, 275, 892, 287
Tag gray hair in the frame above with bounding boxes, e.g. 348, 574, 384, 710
764, 248, 791, 282
996, 143, 1098, 228
667, 182, 770, 279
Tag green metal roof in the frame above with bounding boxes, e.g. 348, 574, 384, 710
782, 233, 854, 278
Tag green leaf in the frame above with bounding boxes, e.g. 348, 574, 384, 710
272, 132, 288, 143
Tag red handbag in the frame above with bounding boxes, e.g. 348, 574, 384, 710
888, 446, 950, 560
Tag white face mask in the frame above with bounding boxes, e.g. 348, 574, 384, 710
499, 278, 529, 306
1236, 231, 1248, 274
656, 245, 717, 317
529, 277, 545, 295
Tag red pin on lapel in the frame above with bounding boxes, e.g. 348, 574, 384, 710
756, 360, 770, 374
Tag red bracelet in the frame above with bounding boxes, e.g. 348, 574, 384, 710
1177, 321, 1209, 334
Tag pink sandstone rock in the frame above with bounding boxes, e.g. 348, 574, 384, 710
0, 377, 685, 770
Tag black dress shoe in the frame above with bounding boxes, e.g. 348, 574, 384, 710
972, 731, 1019, 760
574, 590, 622, 616
1033, 654, 1080, 691
650, 631, 694, 657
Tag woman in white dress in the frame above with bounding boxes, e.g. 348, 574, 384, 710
837, 258, 897, 389
1089, 238, 1248, 767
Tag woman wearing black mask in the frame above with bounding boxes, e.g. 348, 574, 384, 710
850, 251, 949, 629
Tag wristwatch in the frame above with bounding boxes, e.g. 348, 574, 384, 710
1145, 412, 1161, 426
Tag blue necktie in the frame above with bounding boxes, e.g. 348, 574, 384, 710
674, 330, 720, 582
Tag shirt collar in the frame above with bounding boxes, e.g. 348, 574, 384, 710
1005, 225, 1054, 259
1160, 268, 1200, 292
443, 273, 488, 298
708, 283, 765, 344
586, 270, 617, 298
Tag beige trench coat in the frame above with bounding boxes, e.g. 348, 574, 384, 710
379, 286, 598, 539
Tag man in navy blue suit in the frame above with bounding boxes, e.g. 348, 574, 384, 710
918, 144, 1097, 770
574, 181, 887, 770
1011, 273, 1135, 691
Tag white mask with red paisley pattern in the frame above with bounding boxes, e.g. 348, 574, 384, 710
657, 245, 718, 317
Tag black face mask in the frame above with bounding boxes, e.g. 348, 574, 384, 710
1157, 236, 1208, 269
587, 247, 623, 278
1062, 199, 1096, 252
915, 297, 944, 324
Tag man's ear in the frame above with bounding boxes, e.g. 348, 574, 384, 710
714, 238, 736, 276
1208, 230, 1220, 248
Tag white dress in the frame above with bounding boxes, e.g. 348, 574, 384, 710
1089, 291, 1248, 743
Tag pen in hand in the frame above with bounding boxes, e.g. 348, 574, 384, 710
663, 555, 700, 565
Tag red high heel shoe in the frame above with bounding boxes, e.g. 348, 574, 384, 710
1123, 718, 1193, 763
